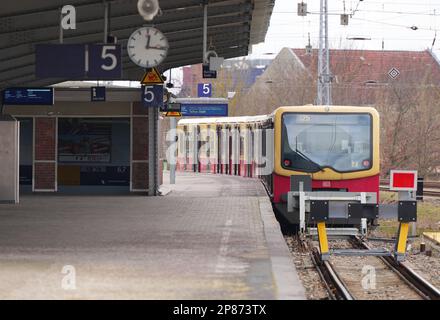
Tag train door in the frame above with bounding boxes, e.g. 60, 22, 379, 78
248, 126, 253, 178
235, 125, 240, 176
229, 125, 237, 175
206, 125, 211, 173
222, 125, 229, 175
188, 124, 197, 172
228, 126, 233, 175
197, 125, 201, 172
209, 124, 217, 174
217, 125, 221, 174
239, 125, 245, 177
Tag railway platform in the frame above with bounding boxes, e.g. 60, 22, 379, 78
0, 172, 305, 299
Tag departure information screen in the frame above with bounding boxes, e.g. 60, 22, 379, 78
2, 88, 54, 105
180, 103, 228, 117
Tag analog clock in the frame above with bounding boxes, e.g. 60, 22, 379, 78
127, 27, 169, 68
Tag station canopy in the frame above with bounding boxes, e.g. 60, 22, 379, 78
0, 0, 274, 90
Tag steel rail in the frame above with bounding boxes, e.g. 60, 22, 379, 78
306, 236, 440, 300
380, 179, 440, 189
310, 248, 354, 300
354, 236, 440, 300
380, 185, 440, 197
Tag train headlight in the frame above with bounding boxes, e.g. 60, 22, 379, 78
362, 159, 370, 167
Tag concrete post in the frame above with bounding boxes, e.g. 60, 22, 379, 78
0, 115, 19, 203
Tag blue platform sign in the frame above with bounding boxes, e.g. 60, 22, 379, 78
197, 83, 212, 97
91, 86, 106, 102
202, 64, 217, 79
35, 44, 86, 78
88, 44, 122, 79
142, 85, 164, 108
35, 44, 122, 79
181, 103, 228, 117
2, 88, 54, 105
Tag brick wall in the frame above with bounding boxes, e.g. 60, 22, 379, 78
132, 103, 149, 191
34, 118, 56, 191
132, 117, 149, 160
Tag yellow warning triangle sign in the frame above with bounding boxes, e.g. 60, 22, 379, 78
141, 67, 164, 85
165, 111, 181, 117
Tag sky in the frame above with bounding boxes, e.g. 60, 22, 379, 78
250, 0, 440, 58
111, 0, 440, 89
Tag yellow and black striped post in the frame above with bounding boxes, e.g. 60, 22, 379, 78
395, 222, 410, 262
317, 221, 329, 260
310, 200, 330, 260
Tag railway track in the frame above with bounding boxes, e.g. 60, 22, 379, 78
380, 179, 440, 197
306, 237, 440, 300
380, 185, 440, 197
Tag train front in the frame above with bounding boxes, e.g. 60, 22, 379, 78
272, 106, 380, 226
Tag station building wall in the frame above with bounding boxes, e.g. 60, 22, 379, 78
3, 89, 157, 193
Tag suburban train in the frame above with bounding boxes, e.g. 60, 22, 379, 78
176, 105, 380, 229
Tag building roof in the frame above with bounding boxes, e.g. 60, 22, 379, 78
0, 0, 274, 91
291, 48, 440, 86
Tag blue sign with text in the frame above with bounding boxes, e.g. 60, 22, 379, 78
180, 103, 228, 117
197, 83, 212, 97
88, 44, 122, 79
2, 88, 54, 105
202, 64, 217, 79
91, 87, 106, 102
142, 85, 163, 108
35, 44, 122, 79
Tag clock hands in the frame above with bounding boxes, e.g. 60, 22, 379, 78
145, 35, 151, 49
145, 35, 167, 51
150, 46, 168, 51
129, 27, 168, 68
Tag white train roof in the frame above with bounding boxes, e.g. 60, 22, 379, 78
178, 114, 271, 126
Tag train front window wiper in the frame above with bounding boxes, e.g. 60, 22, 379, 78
293, 148, 325, 172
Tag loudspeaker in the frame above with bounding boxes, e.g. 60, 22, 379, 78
137, 0, 160, 21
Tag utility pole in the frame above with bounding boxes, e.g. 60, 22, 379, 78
317, 0, 332, 106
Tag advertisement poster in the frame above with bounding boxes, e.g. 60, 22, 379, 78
58, 119, 111, 163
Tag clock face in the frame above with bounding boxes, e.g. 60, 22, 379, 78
127, 27, 169, 68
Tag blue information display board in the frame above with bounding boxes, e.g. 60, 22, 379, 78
2, 88, 54, 105
35, 44, 86, 78
35, 44, 122, 79
181, 103, 228, 117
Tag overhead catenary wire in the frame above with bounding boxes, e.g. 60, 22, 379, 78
254, 0, 440, 62
274, 9, 440, 16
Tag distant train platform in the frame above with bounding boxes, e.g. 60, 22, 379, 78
0, 172, 305, 299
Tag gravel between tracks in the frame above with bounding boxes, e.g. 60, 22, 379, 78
325, 240, 422, 300
367, 236, 440, 291
284, 236, 329, 300
285, 234, 438, 299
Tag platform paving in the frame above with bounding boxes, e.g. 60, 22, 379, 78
0, 172, 305, 299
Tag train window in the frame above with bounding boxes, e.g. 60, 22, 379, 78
281, 113, 372, 173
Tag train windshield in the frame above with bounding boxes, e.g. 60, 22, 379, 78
282, 113, 372, 173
